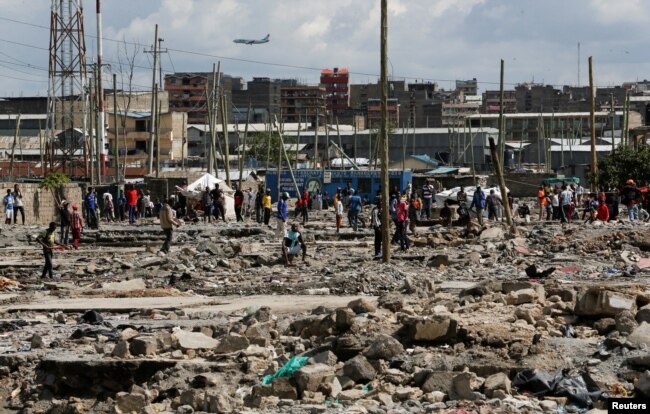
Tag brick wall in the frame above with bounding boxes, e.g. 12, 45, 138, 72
1, 182, 83, 225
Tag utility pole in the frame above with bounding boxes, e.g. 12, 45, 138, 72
9, 114, 20, 178
588, 56, 597, 192
155, 85, 161, 178
380, 0, 390, 263
113, 73, 119, 184
147, 24, 159, 175
94, 64, 102, 183
624, 90, 630, 146
206, 63, 220, 175
220, 93, 231, 187
497, 59, 506, 163
489, 137, 513, 227
610, 93, 615, 154
96, 0, 106, 177
89, 76, 95, 185
314, 108, 319, 168
239, 101, 251, 190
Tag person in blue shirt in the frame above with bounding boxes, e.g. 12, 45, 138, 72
3, 189, 14, 225
85, 187, 98, 229
117, 190, 127, 221
276, 192, 289, 238
470, 185, 486, 226
348, 189, 363, 232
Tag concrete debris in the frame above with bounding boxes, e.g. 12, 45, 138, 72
1, 204, 650, 413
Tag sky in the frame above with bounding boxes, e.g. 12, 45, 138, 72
0, 0, 649, 97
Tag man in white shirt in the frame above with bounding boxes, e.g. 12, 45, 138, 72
335, 196, 343, 233
559, 185, 573, 223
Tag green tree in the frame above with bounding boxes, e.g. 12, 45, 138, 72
40, 172, 71, 206
247, 132, 296, 166
598, 145, 650, 188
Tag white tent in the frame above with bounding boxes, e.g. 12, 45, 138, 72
176, 173, 235, 219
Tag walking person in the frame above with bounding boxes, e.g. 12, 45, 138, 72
470, 185, 486, 226
70, 204, 84, 250
59, 200, 71, 244
117, 190, 127, 221
3, 189, 14, 225
348, 189, 362, 231
486, 189, 503, 221
36, 222, 59, 280
395, 196, 409, 251
559, 185, 573, 223
276, 192, 289, 238
202, 187, 212, 223
126, 185, 138, 224
300, 189, 309, 225
537, 186, 546, 221
371, 199, 382, 257
214, 184, 227, 222
622, 179, 641, 222
103, 194, 114, 222
408, 196, 418, 234
12, 184, 25, 225
255, 187, 264, 224
159, 198, 181, 254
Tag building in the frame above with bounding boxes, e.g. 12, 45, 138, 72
367, 98, 399, 126
164, 72, 243, 125
106, 110, 187, 168
455, 79, 478, 96
232, 77, 283, 124
320, 68, 350, 117
280, 85, 326, 125
481, 90, 517, 114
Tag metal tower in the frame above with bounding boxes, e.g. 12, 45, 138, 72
46, 0, 87, 176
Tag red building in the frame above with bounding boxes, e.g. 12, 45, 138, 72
320, 67, 350, 116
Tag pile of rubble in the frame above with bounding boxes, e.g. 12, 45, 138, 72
1, 210, 650, 413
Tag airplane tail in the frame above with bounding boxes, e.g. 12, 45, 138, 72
263, 34, 270, 41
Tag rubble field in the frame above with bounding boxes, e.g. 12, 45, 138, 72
1, 209, 650, 414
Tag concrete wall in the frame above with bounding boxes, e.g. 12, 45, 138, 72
1, 182, 83, 225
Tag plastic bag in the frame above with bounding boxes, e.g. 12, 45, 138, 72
261, 356, 309, 385
512, 369, 601, 408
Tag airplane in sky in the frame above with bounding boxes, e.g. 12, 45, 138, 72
233, 34, 270, 45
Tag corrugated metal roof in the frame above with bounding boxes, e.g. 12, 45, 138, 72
409, 154, 439, 166
549, 145, 614, 152
425, 166, 459, 175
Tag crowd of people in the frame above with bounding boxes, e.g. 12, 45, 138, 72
6, 176, 650, 280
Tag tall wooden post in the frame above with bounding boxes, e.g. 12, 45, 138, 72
588, 56, 597, 192
489, 137, 513, 227
239, 101, 251, 190
380, 0, 391, 263
148, 24, 159, 175
9, 114, 20, 178
497, 59, 506, 162
220, 93, 231, 187
113, 74, 119, 184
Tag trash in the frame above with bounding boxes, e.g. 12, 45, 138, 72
0, 320, 28, 333
78, 310, 104, 325
525, 264, 556, 279
0, 276, 20, 290
512, 369, 601, 408
261, 356, 309, 385
560, 324, 576, 338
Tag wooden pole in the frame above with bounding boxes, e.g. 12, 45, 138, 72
274, 115, 301, 196
610, 93, 615, 154
89, 77, 95, 185
9, 114, 20, 178
220, 93, 231, 187
468, 118, 476, 183
588, 56, 597, 192
113, 74, 119, 184
624, 89, 630, 146
497, 59, 506, 164
239, 101, 251, 190
380, 0, 390, 263
489, 137, 513, 227
276, 120, 282, 197
148, 24, 158, 175
39, 125, 45, 177
314, 108, 319, 168
154, 85, 160, 178
336, 117, 343, 167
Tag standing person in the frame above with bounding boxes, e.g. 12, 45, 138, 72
202, 187, 212, 223
300, 189, 309, 224
537, 186, 547, 221
137, 190, 146, 219
59, 200, 71, 244
576, 184, 585, 205
255, 187, 264, 224
282, 223, 307, 266
3, 189, 14, 225
159, 197, 182, 254
117, 190, 127, 221
276, 192, 288, 238
371, 199, 382, 257
597, 192, 610, 222
545, 191, 553, 221
12, 184, 25, 225
622, 179, 641, 222
214, 184, 227, 222
421, 182, 433, 219
322, 191, 329, 210
395, 196, 409, 251
470, 185, 486, 226
103, 194, 114, 222
144, 191, 152, 217
315, 190, 323, 211
348, 189, 363, 231
335, 193, 344, 234
559, 185, 573, 223
408, 196, 418, 234
245, 187, 255, 219
486, 189, 503, 221
36, 222, 59, 279
551, 189, 560, 220
234, 185, 244, 222
126, 185, 138, 224
70, 204, 84, 250
263, 188, 272, 226
457, 187, 467, 205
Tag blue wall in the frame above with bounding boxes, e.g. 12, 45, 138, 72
265, 169, 413, 202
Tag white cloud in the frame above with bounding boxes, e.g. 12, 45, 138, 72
591, 0, 647, 24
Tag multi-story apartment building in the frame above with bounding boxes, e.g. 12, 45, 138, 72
481, 90, 517, 114
164, 72, 242, 125
320, 68, 350, 117
367, 98, 399, 126
231, 77, 283, 124
280, 85, 326, 125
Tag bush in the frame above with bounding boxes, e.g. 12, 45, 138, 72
598, 145, 650, 188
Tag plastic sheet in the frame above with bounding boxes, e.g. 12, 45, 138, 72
512, 369, 601, 408
261, 356, 309, 385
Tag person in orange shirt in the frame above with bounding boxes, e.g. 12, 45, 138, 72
597, 192, 609, 222
537, 186, 547, 221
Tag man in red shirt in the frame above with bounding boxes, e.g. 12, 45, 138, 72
126, 185, 138, 224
